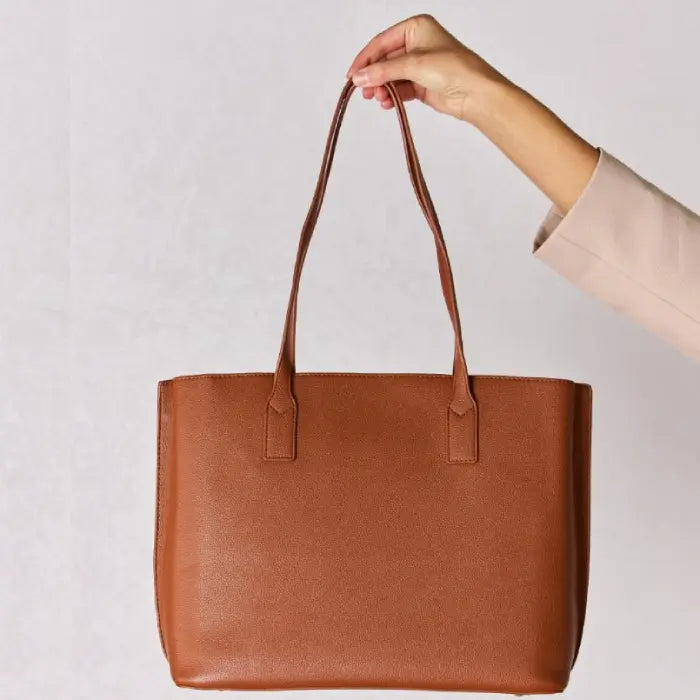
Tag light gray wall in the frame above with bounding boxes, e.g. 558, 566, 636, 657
1, 1, 698, 698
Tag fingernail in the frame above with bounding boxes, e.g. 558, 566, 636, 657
351, 70, 369, 87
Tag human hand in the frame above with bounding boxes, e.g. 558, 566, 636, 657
347, 14, 509, 125
347, 14, 598, 214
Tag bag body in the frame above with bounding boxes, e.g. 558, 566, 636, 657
155, 81, 592, 693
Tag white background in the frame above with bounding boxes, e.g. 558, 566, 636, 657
1, 2, 698, 698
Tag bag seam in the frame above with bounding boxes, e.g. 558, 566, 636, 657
163, 372, 575, 385
154, 383, 168, 659
572, 385, 593, 667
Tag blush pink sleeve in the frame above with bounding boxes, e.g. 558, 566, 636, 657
534, 149, 700, 362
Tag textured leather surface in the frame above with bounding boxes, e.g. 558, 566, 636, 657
154, 80, 593, 693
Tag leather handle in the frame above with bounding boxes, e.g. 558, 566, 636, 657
265, 80, 478, 463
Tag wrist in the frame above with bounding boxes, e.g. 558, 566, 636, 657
463, 72, 520, 130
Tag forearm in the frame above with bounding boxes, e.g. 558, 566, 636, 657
470, 78, 599, 213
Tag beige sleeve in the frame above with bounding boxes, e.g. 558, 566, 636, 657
534, 149, 700, 362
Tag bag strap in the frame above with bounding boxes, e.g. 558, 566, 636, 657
264, 79, 478, 464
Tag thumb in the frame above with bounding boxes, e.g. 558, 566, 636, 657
351, 53, 430, 89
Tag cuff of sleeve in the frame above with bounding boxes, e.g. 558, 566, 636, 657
533, 147, 605, 258
532, 149, 640, 302
532, 149, 700, 361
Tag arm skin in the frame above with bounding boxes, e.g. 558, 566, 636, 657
347, 14, 599, 214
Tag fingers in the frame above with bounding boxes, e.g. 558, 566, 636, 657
360, 83, 416, 105
351, 53, 424, 89
358, 48, 407, 101
361, 82, 418, 109
380, 82, 418, 109
346, 18, 411, 76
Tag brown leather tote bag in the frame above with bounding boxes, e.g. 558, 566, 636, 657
155, 80, 592, 693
